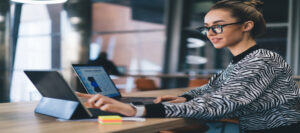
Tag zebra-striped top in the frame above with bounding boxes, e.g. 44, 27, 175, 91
145, 45, 300, 131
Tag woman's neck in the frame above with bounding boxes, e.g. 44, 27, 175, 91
227, 37, 257, 56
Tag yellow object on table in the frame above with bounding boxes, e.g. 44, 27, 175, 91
98, 115, 122, 125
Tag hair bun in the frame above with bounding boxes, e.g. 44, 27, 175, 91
244, 0, 264, 11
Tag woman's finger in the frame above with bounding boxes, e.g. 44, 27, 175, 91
168, 97, 186, 103
154, 97, 162, 103
75, 92, 93, 98
100, 104, 114, 112
154, 95, 178, 103
160, 95, 177, 101
168, 99, 181, 103
87, 94, 102, 107
94, 98, 105, 108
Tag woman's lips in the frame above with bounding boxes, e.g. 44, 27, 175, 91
210, 38, 222, 44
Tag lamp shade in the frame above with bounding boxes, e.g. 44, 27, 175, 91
11, 0, 67, 4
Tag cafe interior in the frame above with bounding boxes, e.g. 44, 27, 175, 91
0, 0, 300, 133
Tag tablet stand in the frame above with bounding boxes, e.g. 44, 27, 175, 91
35, 97, 90, 120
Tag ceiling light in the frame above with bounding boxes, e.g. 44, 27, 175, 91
69, 17, 81, 24
187, 38, 206, 48
0, 15, 4, 23
11, 0, 67, 4
186, 55, 208, 65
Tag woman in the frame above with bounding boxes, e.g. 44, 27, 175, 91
77, 0, 300, 132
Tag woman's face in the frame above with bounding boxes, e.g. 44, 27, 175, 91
204, 9, 244, 49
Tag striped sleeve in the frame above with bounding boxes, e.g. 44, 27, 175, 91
179, 84, 210, 101
162, 59, 276, 119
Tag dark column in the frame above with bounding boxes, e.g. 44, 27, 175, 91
162, 0, 189, 88
287, 0, 300, 75
0, 0, 11, 103
61, 0, 91, 91
47, 4, 63, 69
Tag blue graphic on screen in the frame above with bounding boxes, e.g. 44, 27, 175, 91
73, 66, 120, 97
87, 77, 102, 92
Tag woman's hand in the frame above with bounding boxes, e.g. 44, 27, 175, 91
75, 92, 93, 98
75, 92, 136, 116
153, 95, 187, 103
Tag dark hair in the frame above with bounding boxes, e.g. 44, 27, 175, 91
97, 52, 108, 61
209, 0, 266, 38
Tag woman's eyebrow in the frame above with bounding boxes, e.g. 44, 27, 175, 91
204, 20, 226, 26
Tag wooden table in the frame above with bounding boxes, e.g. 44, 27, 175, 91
0, 88, 203, 133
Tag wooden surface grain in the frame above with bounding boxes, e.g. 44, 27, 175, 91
0, 88, 201, 133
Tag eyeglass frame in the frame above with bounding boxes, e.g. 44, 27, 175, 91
196, 21, 244, 36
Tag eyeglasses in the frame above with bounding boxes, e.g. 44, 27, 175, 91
196, 22, 244, 36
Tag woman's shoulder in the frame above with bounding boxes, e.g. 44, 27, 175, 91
237, 48, 291, 71
245, 48, 285, 63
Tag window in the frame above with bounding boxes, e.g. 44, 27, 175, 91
10, 4, 62, 102
91, 1, 166, 74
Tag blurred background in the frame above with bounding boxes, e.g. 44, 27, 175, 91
1, 0, 300, 103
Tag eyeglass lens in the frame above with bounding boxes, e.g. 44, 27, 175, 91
213, 25, 222, 34
199, 25, 223, 35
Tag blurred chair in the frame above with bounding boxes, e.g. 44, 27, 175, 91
134, 78, 158, 91
188, 78, 209, 87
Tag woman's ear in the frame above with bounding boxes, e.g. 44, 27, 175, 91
243, 21, 254, 32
